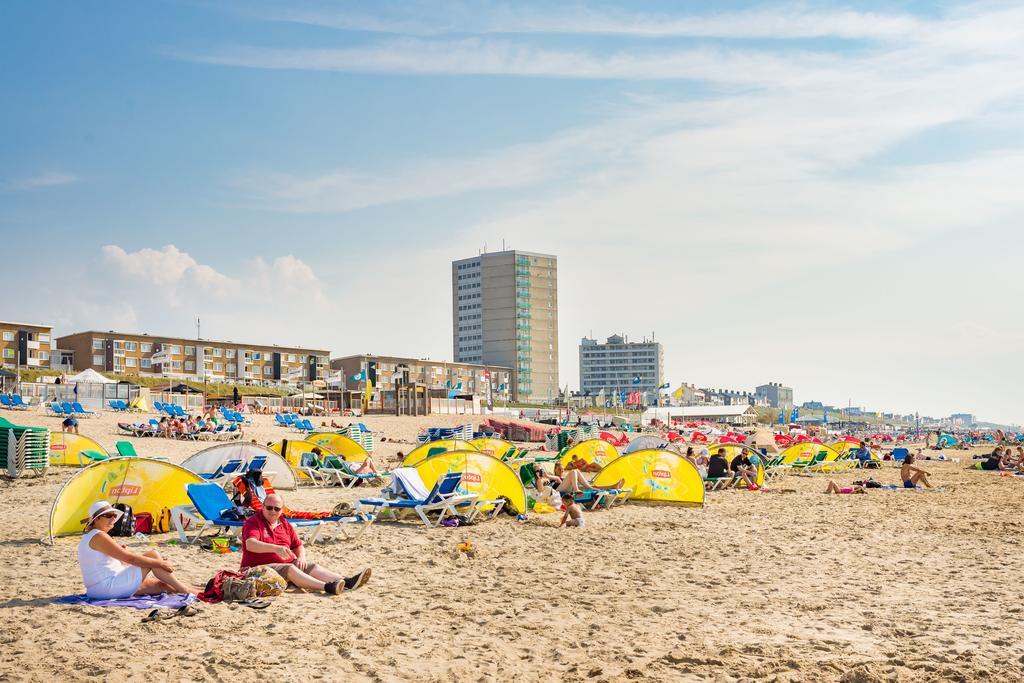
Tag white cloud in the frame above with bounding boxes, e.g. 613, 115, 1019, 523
102, 245, 241, 303
7, 171, 79, 190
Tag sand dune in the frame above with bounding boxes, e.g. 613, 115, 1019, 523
1, 409, 1022, 681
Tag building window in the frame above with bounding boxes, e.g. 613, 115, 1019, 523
227, 363, 236, 373
185, 346, 195, 356
212, 348, 222, 357
226, 349, 236, 359
123, 357, 136, 367
39, 334, 50, 344
171, 361, 182, 369
92, 354, 104, 365
169, 345, 182, 354
92, 339, 104, 350
214, 363, 224, 372
39, 351, 50, 361
2, 332, 13, 342
263, 366, 272, 375
124, 341, 136, 351
140, 343, 152, 352
141, 359, 152, 369
184, 361, 195, 371
253, 352, 261, 360
3, 349, 13, 359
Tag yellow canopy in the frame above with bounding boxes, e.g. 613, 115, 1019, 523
270, 439, 334, 483
401, 439, 477, 467
414, 450, 527, 514
558, 438, 619, 469
708, 444, 765, 487
305, 432, 370, 462
49, 432, 109, 466
468, 437, 517, 459
779, 442, 843, 464
48, 458, 203, 541
128, 395, 149, 412
592, 449, 705, 506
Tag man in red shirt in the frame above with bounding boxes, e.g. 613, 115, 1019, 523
241, 493, 371, 594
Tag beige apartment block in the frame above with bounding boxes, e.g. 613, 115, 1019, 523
56, 330, 329, 385
0, 321, 53, 371
452, 249, 558, 402
330, 354, 513, 399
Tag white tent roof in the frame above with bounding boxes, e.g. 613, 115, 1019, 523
67, 368, 116, 384
643, 405, 758, 421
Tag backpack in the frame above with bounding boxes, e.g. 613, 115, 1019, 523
152, 507, 172, 533
134, 512, 153, 534
109, 504, 135, 537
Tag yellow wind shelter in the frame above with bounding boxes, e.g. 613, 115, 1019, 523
558, 438, 619, 469
414, 450, 526, 514
401, 439, 477, 467
48, 458, 203, 542
270, 439, 335, 483
128, 395, 149, 412
592, 449, 705, 506
49, 432, 109, 466
305, 432, 370, 462
778, 442, 842, 465
468, 437, 516, 458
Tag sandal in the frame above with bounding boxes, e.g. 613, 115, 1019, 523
238, 598, 271, 610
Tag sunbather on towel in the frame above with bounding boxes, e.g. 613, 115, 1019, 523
900, 454, 933, 488
824, 480, 866, 494
556, 469, 624, 495
558, 496, 584, 528
241, 494, 371, 595
566, 454, 602, 473
78, 501, 202, 599
969, 449, 1009, 471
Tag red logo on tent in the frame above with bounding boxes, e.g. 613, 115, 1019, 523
53, 444, 66, 450
652, 469, 671, 479
462, 472, 482, 483
109, 485, 141, 497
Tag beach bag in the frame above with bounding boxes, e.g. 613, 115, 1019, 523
221, 574, 258, 603
152, 507, 172, 533
332, 502, 357, 517
109, 504, 135, 537
134, 513, 153, 534
242, 566, 287, 597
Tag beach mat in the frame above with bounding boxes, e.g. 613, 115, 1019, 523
55, 592, 195, 610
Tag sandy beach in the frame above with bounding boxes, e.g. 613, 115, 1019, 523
1, 409, 1022, 682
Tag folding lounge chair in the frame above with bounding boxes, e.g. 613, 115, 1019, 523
109, 400, 122, 412
115, 441, 140, 457
153, 401, 164, 412
201, 457, 245, 483
12, 395, 31, 409
359, 470, 478, 528
571, 487, 633, 510
49, 402, 65, 416
319, 457, 385, 488
275, 414, 290, 427
0, 396, 14, 410
185, 483, 325, 544
60, 402, 78, 416
72, 402, 95, 417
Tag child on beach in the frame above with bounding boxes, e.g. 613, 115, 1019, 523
824, 480, 866, 494
900, 454, 933, 488
559, 496, 584, 528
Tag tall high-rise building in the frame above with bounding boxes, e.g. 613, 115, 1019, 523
579, 334, 663, 400
452, 250, 558, 402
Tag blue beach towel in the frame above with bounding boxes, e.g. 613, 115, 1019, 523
55, 592, 195, 610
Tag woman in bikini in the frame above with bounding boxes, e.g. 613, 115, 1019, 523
824, 480, 866, 494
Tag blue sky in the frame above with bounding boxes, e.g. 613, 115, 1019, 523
2, 1, 1022, 424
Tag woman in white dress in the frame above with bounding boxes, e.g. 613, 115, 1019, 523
78, 501, 201, 599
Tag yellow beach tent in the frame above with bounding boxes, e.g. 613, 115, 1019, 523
48, 458, 203, 542
558, 438, 619, 469
49, 432, 109, 466
305, 432, 370, 462
270, 439, 336, 483
592, 449, 705, 507
128, 395, 149, 412
401, 439, 477, 467
468, 437, 517, 459
830, 440, 878, 462
414, 450, 527, 514
778, 442, 843, 465
707, 443, 765, 487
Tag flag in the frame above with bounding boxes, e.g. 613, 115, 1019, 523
778, 409, 785, 424
823, 410, 828, 425
658, 382, 671, 391
632, 375, 642, 385
791, 406, 799, 422
363, 378, 373, 411
150, 347, 172, 365
352, 372, 365, 381
596, 388, 606, 404
672, 384, 685, 399
483, 370, 491, 378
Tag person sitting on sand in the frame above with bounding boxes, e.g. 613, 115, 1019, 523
706, 449, 730, 480
78, 501, 202, 599
900, 454, 933, 488
241, 493, 371, 595
825, 480, 866, 494
973, 449, 1010, 471
559, 496, 585, 528
556, 469, 625, 495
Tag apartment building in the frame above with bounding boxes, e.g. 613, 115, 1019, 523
755, 382, 794, 411
579, 334, 663, 398
56, 330, 329, 384
330, 354, 513, 400
0, 321, 53, 371
452, 249, 558, 402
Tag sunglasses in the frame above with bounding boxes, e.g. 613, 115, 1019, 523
264, 505, 283, 512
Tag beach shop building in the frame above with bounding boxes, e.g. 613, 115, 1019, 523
0, 321, 53, 372
56, 330, 329, 385
642, 405, 759, 426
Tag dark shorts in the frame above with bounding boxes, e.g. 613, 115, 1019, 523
903, 479, 916, 489
63, 418, 78, 428
264, 562, 318, 583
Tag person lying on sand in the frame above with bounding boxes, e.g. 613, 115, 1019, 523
970, 449, 1010, 471
566, 455, 602, 473
900, 454, 933, 488
558, 496, 584, 528
241, 494, 371, 595
556, 469, 625, 495
78, 501, 203, 599
824, 480, 866, 494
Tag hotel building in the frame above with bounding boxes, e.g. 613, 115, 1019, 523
330, 354, 513, 400
0, 321, 53, 371
579, 334, 664, 399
